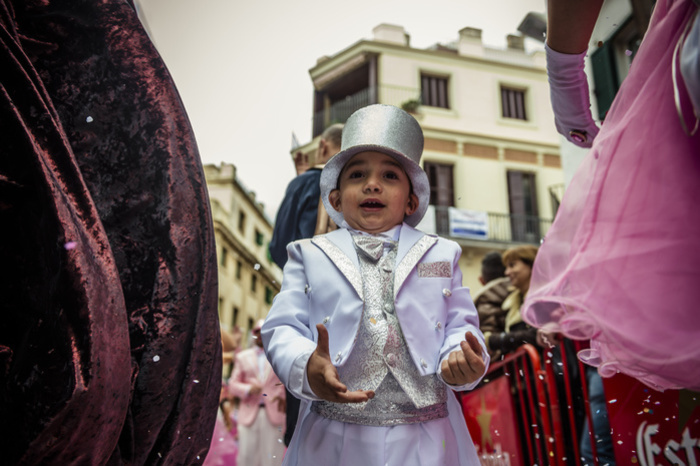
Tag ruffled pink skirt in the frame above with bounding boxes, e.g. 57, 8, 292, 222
522, 0, 700, 391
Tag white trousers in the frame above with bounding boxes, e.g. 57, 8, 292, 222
295, 412, 460, 466
237, 409, 286, 466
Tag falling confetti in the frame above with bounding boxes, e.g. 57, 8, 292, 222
254, 263, 261, 270
86, 116, 94, 123
193, 379, 200, 384
608, 399, 617, 404
64, 241, 77, 250
153, 355, 160, 362
625, 49, 633, 56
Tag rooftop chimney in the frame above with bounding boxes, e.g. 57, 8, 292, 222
372, 23, 409, 46
507, 34, 525, 51
458, 27, 484, 57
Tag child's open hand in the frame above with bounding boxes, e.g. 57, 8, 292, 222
307, 324, 375, 403
441, 331, 486, 386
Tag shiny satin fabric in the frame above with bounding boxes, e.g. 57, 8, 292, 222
0, 0, 221, 464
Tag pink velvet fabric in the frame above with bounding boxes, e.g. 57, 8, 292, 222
522, 0, 700, 391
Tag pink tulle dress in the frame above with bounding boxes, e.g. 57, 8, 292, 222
522, 0, 700, 391
203, 408, 238, 466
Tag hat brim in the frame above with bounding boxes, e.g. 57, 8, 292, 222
320, 144, 430, 229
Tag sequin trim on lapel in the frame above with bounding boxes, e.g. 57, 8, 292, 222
312, 236, 363, 300
394, 235, 438, 299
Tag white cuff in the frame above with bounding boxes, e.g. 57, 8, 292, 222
289, 350, 322, 401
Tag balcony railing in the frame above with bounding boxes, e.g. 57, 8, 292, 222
313, 85, 421, 136
427, 206, 551, 245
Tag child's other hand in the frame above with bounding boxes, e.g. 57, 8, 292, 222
441, 331, 486, 386
307, 324, 375, 403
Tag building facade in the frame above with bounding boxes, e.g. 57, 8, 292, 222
298, 24, 565, 289
204, 163, 282, 345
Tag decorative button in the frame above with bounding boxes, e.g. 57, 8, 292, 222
386, 353, 397, 367
435, 322, 442, 331
335, 352, 342, 363
420, 358, 428, 369
304, 284, 310, 294
442, 288, 452, 297
569, 129, 588, 144
323, 316, 330, 324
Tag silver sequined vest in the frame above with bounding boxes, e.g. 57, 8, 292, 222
311, 235, 447, 426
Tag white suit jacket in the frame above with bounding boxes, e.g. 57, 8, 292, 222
262, 224, 489, 401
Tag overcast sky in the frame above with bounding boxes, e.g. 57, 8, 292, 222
137, 0, 547, 219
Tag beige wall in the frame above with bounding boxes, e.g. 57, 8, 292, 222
204, 163, 283, 348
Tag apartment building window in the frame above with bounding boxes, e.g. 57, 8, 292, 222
501, 87, 527, 120
255, 229, 264, 246
251, 274, 257, 293
219, 247, 228, 268
507, 171, 540, 242
248, 317, 254, 336
424, 162, 454, 235
591, 20, 643, 120
421, 74, 449, 109
265, 286, 274, 305
238, 211, 246, 234
232, 306, 239, 328
236, 260, 242, 280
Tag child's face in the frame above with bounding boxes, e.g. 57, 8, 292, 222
329, 151, 418, 234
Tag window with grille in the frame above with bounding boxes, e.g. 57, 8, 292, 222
255, 229, 264, 246
238, 211, 246, 233
421, 74, 449, 109
424, 162, 454, 235
251, 274, 257, 293
501, 87, 527, 120
265, 286, 273, 305
507, 171, 540, 242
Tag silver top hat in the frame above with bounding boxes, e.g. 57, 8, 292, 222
320, 104, 430, 228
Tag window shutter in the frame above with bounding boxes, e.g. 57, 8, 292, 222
591, 41, 619, 121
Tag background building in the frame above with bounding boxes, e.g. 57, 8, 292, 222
296, 23, 565, 289
204, 163, 282, 346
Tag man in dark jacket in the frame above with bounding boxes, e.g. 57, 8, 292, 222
269, 124, 342, 268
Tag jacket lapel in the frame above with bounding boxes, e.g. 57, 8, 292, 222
394, 224, 437, 298
311, 229, 363, 300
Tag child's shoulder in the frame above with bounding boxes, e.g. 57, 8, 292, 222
417, 231, 461, 252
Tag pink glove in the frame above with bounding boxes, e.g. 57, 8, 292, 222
546, 43, 600, 148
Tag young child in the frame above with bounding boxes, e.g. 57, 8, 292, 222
262, 104, 489, 465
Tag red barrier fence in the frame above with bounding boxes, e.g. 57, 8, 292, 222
458, 341, 700, 465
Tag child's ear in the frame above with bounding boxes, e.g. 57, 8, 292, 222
329, 190, 342, 212
405, 193, 419, 217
